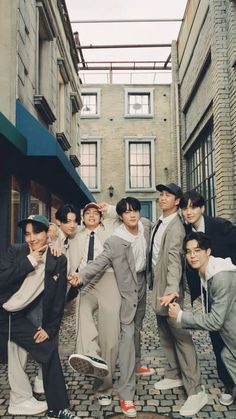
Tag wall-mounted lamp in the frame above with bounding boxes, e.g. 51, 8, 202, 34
108, 185, 114, 198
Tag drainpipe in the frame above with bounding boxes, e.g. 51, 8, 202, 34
175, 82, 181, 185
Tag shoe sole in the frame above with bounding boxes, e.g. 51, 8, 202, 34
154, 381, 183, 390
8, 407, 47, 415
98, 400, 112, 406
69, 355, 108, 378
180, 394, 208, 416
219, 399, 234, 406
121, 409, 137, 418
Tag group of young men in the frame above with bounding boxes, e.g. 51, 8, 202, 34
0, 182, 236, 418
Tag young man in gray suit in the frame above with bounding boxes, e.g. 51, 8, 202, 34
68, 197, 151, 418
151, 183, 207, 417
169, 231, 236, 405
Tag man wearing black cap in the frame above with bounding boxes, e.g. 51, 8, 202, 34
150, 183, 207, 417
0, 215, 79, 419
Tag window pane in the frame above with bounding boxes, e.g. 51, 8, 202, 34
128, 93, 151, 115
81, 142, 98, 188
81, 94, 97, 115
129, 141, 151, 188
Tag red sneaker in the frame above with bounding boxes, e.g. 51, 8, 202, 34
120, 400, 136, 417
135, 366, 155, 376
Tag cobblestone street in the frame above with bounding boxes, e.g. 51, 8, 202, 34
0, 291, 236, 418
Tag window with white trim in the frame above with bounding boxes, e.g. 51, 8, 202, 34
81, 88, 101, 117
80, 139, 101, 190
125, 137, 156, 191
125, 88, 154, 118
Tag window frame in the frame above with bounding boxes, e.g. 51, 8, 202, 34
80, 137, 101, 191
125, 137, 156, 192
124, 87, 154, 118
186, 124, 215, 216
80, 88, 101, 118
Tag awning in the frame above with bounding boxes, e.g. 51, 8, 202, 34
15, 100, 94, 206
0, 111, 27, 154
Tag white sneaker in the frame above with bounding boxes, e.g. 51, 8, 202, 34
219, 391, 234, 406
97, 394, 112, 406
8, 397, 47, 415
33, 374, 45, 394
154, 377, 183, 390
179, 391, 208, 416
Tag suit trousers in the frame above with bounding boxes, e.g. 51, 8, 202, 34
210, 331, 235, 391
76, 271, 121, 394
157, 315, 202, 396
8, 342, 33, 405
221, 346, 236, 386
134, 271, 146, 368
0, 314, 68, 411
117, 320, 136, 400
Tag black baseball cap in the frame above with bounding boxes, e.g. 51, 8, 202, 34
156, 183, 183, 198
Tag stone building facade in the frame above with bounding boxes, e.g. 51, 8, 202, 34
175, 0, 236, 221
79, 84, 178, 221
0, 0, 93, 251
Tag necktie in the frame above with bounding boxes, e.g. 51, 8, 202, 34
63, 236, 69, 250
87, 231, 95, 262
148, 219, 162, 270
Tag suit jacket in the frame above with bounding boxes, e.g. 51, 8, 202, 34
0, 243, 67, 338
181, 271, 236, 358
79, 220, 151, 324
185, 215, 236, 303
152, 214, 185, 316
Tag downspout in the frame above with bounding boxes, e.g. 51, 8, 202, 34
175, 82, 181, 185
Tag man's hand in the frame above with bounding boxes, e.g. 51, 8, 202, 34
34, 326, 49, 343
97, 202, 108, 212
29, 245, 48, 263
168, 302, 181, 319
159, 291, 179, 307
68, 272, 82, 287
49, 245, 62, 257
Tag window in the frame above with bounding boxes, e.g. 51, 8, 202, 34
80, 139, 101, 190
81, 88, 101, 117
125, 137, 156, 191
186, 124, 215, 215
125, 88, 154, 118
10, 176, 21, 243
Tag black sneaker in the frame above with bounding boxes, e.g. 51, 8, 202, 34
47, 408, 80, 419
68, 353, 108, 378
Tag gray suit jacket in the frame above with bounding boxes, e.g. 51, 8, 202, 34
152, 214, 185, 315
181, 271, 236, 357
79, 219, 151, 324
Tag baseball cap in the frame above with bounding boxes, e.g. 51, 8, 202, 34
18, 214, 49, 229
156, 183, 183, 198
83, 202, 101, 214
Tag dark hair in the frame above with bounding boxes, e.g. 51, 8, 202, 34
179, 190, 205, 209
183, 232, 211, 252
22, 221, 48, 235
55, 204, 80, 223
116, 197, 141, 216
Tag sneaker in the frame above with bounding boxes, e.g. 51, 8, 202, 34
136, 366, 155, 376
33, 374, 45, 394
120, 400, 136, 417
69, 353, 108, 378
179, 391, 208, 417
154, 377, 183, 390
8, 397, 47, 415
47, 408, 80, 418
219, 391, 234, 406
97, 395, 112, 406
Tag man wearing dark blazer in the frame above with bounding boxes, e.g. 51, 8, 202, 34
0, 215, 78, 419
180, 190, 236, 406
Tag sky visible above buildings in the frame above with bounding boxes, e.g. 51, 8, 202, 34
66, 0, 188, 84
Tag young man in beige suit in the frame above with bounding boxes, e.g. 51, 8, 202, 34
151, 183, 208, 417
68, 202, 121, 407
